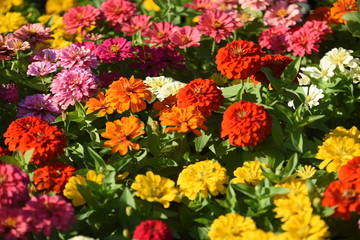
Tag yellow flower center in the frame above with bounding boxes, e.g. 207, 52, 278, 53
212, 19, 223, 29
236, 110, 247, 119
277, 8, 288, 18
230, 46, 244, 56
110, 44, 120, 53
180, 35, 192, 45
0, 173, 7, 184
4, 217, 17, 228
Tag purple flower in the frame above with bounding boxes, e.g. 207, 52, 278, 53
51, 68, 99, 110
57, 44, 98, 69
17, 94, 61, 123
0, 83, 19, 103
32, 48, 58, 62
94, 37, 133, 63
27, 61, 57, 76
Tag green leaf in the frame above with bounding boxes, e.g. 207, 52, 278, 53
268, 187, 290, 196
281, 153, 299, 177
342, 11, 360, 22
271, 115, 284, 146
23, 148, 34, 165
346, 21, 360, 38
195, 131, 212, 152
119, 187, 136, 209
290, 130, 303, 152
0, 156, 22, 166
281, 57, 301, 84
85, 146, 106, 172
261, 67, 281, 91
231, 183, 257, 199
221, 84, 243, 98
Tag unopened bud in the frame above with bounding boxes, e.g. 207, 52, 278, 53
123, 229, 130, 238
125, 206, 133, 216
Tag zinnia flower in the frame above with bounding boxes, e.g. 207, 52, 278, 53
169, 26, 201, 49
258, 26, 291, 54
14, 23, 53, 48
27, 61, 57, 76
0, 12, 28, 34
0, 83, 19, 103
0, 163, 30, 207
273, 193, 313, 222
330, 0, 358, 24
133, 220, 173, 240
338, 156, 360, 183
121, 14, 151, 36
215, 40, 265, 80
221, 100, 272, 147
0, 206, 28, 240
33, 161, 76, 194
177, 78, 223, 117
238, 0, 272, 11
63, 5, 102, 34
94, 37, 133, 63
23, 195, 75, 236
296, 165, 317, 179
177, 160, 229, 200
232, 161, 267, 185
106, 76, 152, 113
56, 44, 98, 69
143, 76, 175, 102
208, 213, 257, 240
264, 1, 303, 27
321, 47, 356, 72
63, 170, 104, 206
143, 21, 175, 47
85, 92, 114, 117
131, 171, 179, 208
5, 37, 30, 51
100, 0, 137, 30
101, 115, 145, 155
197, 10, 236, 43
159, 106, 208, 136
286, 26, 321, 57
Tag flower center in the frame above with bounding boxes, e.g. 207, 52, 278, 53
4, 217, 17, 228
344, 4, 355, 11
236, 110, 247, 119
212, 19, 223, 29
0, 173, 7, 184
230, 46, 244, 56
76, 13, 84, 20
342, 189, 356, 199
110, 45, 120, 53
180, 35, 192, 45
277, 8, 288, 18
193, 85, 203, 93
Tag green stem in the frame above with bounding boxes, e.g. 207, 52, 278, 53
211, 41, 216, 55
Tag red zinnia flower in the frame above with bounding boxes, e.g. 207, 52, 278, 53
33, 161, 76, 194
177, 78, 223, 117
133, 220, 173, 240
221, 100, 272, 147
0, 147, 11, 156
338, 156, 360, 183
215, 40, 265, 80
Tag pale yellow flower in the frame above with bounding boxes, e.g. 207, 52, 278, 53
296, 165, 316, 179
275, 179, 308, 199
0, 12, 27, 33
131, 171, 179, 208
232, 160, 267, 185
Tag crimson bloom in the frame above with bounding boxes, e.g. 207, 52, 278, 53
95, 37, 133, 63
133, 220, 173, 240
63, 5, 102, 34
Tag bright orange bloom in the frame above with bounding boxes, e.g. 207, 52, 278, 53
338, 156, 360, 183
159, 106, 208, 136
215, 40, 265, 80
330, 0, 358, 24
308, 6, 337, 24
101, 115, 145, 155
153, 95, 178, 117
177, 78, 223, 117
106, 76, 152, 113
85, 92, 114, 116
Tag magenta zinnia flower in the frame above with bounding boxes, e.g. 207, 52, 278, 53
0, 83, 19, 103
130, 45, 167, 76
133, 220, 173, 240
27, 61, 57, 76
63, 5, 102, 35
0, 206, 28, 240
286, 26, 320, 57
100, 0, 137, 30
258, 26, 291, 54
17, 94, 61, 123
197, 9, 236, 43
264, 1, 303, 27
238, 0, 272, 11
14, 23, 53, 48
121, 15, 151, 36
170, 26, 201, 49
23, 195, 75, 237
57, 44, 98, 69
98, 72, 122, 88
94, 37, 133, 63
0, 163, 30, 207
143, 21, 175, 47
51, 68, 99, 110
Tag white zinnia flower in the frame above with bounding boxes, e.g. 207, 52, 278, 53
297, 72, 311, 86
351, 65, 360, 84
157, 81, 186, 101
322, 48, 355, 72
303, 85, 324, 108
143, 76, 174, 103
302, 59, 336, 82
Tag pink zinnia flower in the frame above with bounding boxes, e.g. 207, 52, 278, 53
143, 21, 175, 47
57, 44, 98, 69
133, 220, 173, 240
130, 45, 167, 76
17, 94, 61, 123
286, 26, 320, 57
51, 68, 99, 110
0, 206, 28, 240
0, 163, 30, 207
5, 38, 30, 51
100, 0, 136, 30
63, 5, 102, 35
74, 41, 98, 52
197, 10, 236, 43
258, 26, 291, 54
170, 26, 201, 49
0, 83, 19, 103
184, 0, 220, 12
94, 37, 133, 63
121, 15, 151, 36
23, 195, 75, 237
238, 0, 272, 11
264, 1, 303, 27
302, 20, 333, 41
14, 23, 53, 48
27, 61, 57, 76
157, 46, 186, 71
32, 48, 57, 62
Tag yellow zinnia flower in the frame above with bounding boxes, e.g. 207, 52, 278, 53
242, 229, 287, 240
275, 179, 308, 199
296, 165, 316, 179
0, 12, 27, 33
232, 160, 267, 185
208, 213, 257, 240
46, 0, 77, 14
177, 160, 229, 200
143, 0, 160, 12
273, 193, 313, 222
131, 171, 179, 208
63, 170, 104, 207
0, 0, 12, 13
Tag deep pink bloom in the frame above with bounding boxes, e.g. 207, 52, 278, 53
0, 206, 28, 240
27, 61, 57, 76
14, 23, 53, 48
133, 220, 173, 240
23, 195, 75, 237
264, 1, 303, 27
51, 68, 99, 110
0, 83, 19, 103
100, 0, 136, 30
238, 0, 272, 11
143, 21, 175, 47
121, 15, 151, 36
258, 26, 291, 54
156, 46, 186, 71
184, 0, 220, 12
302, 20, 332, 41
98, 72, 122, 88
170, 26, 201, 49
74, 41, 97, 52
17, 94, 61, 123
94, 37, 133, 63
57, 44, 98, 69
63, 5, 102, 34
197, 10, 236, 43
286, 26, 320, 56
0, 163, 30, 207
130, 45, 167, 76
32, 49, 57, 62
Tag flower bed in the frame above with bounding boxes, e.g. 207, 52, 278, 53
1, 0, 360, 239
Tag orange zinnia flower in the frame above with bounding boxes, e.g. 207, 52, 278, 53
153, 94, 178, 117
215, 40, 265, 80
177, 78, 223, 117
106, 76, 152, 113
85, 92, 114, 116
101, 115, 145, 155
159, 106, 208, 136
330, 0, 358, 24
308, 6, 337, 24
